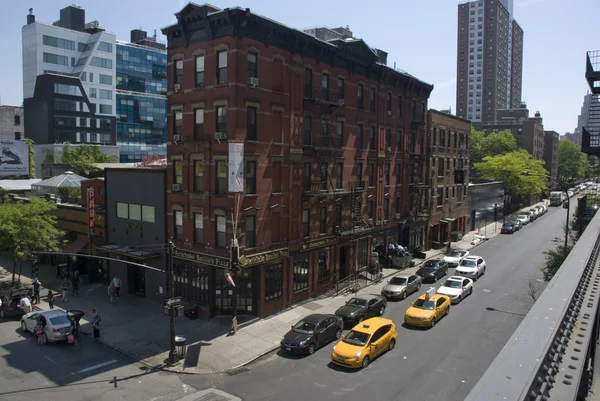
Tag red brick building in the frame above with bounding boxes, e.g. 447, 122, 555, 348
161, 4, 433, 318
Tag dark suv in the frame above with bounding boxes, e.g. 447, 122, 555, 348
416, 259, 449, 283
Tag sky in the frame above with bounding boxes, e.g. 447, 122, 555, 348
0, 0, 597, 134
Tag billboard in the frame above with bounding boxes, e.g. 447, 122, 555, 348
0, 140, 29, 177
228, 142, 244, 192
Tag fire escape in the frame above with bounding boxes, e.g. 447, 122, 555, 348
409, 119, 430, 221
582, 50, 600, 157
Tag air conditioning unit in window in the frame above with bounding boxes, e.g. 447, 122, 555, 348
386, 146, 392, 153
173, 84, 182, 92
172, 184, 182, 192
339, 99, 345, 106
247, 77, 259, 87
214, 132, 227, 141
173, 134, 182, 142
387, 111, 392, 116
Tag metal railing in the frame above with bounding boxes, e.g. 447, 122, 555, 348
465, 211, 600, 401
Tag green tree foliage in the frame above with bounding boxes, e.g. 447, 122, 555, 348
469, 127, 485, 166
58, 144, 116, 177
57, 186, 82, 204
557, 140, 588, 180
474, 149, 548, 197
0, 197, 61, 285
469, 127, 517, 167
23, 139, 35, 179
541, 221, 581, 281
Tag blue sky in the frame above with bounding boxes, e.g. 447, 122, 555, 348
0, 0, 597, 134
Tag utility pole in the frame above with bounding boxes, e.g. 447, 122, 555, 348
167, 241, 178, 365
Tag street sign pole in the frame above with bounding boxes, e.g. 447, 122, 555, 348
167, 241, 178, 364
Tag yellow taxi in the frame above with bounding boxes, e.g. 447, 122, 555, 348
404, 288, 450, 328
330, 317, 397, 369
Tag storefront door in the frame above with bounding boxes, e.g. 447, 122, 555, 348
234, 269, 256, 315
214, 269, 233, 315
127, 264, 146, 297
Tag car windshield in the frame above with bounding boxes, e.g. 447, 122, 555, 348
346, 298, 367, 307
292, 320, 316, 334
342, 330, 371, 347
518, 215, 528, 219
413, 299, 435, 310
512, 220, 520, 224
49, 315, 69, 325
423, 260, 439, 268
443, 280, 462, 288
460, 259, 477, 267
502, 223, 512, 228
389, 277, 408, 285
449, 251, 464, 257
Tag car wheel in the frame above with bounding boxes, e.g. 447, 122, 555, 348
417, 283, 421, 291
0, 309, 4, 319
42, 333, 48, 345
20, 321, 27, 332
362, 356, 370, 368
389, 338, 396, 351
482, 267, 486, 275
469, 287, 473, 296
445, 306, 450, 316
401, 291, 406, 300
308, 343, 316, 355
379, 306, 386, 316
430, 317, 437, 328
335, 328, 342, 339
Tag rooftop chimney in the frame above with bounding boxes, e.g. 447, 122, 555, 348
535, 111, 541, 118
27, 8, 35, 25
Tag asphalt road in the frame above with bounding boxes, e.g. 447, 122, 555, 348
181, 203, 572, 401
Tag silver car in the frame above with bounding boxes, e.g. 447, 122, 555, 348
381, 274, 422, 300
21, 309, 84, 344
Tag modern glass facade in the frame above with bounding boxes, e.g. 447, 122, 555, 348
116, 42, 167, 162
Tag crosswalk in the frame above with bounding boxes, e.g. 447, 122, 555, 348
175, 388, 241, 401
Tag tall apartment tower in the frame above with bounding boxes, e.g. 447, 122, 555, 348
456, 0, 524, 123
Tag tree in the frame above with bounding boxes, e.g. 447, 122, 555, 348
23, 139, 35, 179
58, 144, 116, 177
0, 197, 61, 285
557, 140, 588, 180
481, 129, 517, 158
469, 127, 486, 166
473, 149, 548, 197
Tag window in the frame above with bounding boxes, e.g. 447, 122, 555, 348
370, 88, 376, 112
142, 205, 155, 223
368, 199, 374, 218
89, 73, 94, 83
356, 162, 363, 187
215, 160, 227, 194
357, 84, 364, 109
386, 93, 392, 112
195, 55, 204, 87
173, 160, 183, 184
43, 35, 75, 50
335, 205, 342, 228
245, 215, 256, 248
357, 124, 364, 149
99, 74, 112, 85
304, 69, 313, 97
320, 207, 327, 234
412, 101, 417, 120
320, 163, 328, 190
336, 121, 344, 147
216, 214, 226, 248
99, 104, 112, 114
246, 107, 257, 140
194, 213, 203, 244
369, 126, 376, 149
14, 115, 20, 126
304, 116, 312, 145
336, 162, 343, 189
174, 210, 183, 239
437, 158, 444, 176
14, 132, 21, 140
90, 56, 112, 69
90, 88, 97, 98
439, 129, 446, 146
265, 264, 283, 301
116, 202, 128, 218
386, 128, 392, 149
43, 52, 68, 66
246, 160, 257, 194
384, 198, 390, 220
338, 78, 345, 100
174, 111, 183, 136
97, 42, 113, 52
247, 52, 258, 79
175, 60, 183, 85
303, 162, 311, 191
293, 255, 309, 292
193, 160, 204, 192
194, 109, 204, 139
321, 73, 329, 100
395, 196, 401, 215
217, 50, 227, 84
272, 161, 282, 193
437, 188, 443, 206
318, 250, 330, 284
368, 163, 375, 186
302, 209, 310, 237
99, 89, 112, 100
385, 163, 390, 185
216, 106, 227, 132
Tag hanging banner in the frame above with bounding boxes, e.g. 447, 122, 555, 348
0, 140, 30, 177
228, 142, 244, 193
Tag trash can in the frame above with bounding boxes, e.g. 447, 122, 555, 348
175, 336, 187, 358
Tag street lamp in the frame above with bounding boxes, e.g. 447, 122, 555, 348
521, 171, 570, 252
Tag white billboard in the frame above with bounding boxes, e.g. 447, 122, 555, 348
228, 142, 244, 193
0, 140, 30, 177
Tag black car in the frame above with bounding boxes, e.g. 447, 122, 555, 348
280, 314, 343, 355
334, 296, 387, 329
416, 259, 448, 283
501, 222, 516, 234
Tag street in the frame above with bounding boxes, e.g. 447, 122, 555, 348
179, 204, 570, 401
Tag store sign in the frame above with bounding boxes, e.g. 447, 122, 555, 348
172, 248, 230, 268
238, 248, 289, 267
301, 236, 338, 252
125, 223, 142, 230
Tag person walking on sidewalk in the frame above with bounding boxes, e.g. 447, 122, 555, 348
71, 271, 81, 297
19, 296, 32, 314
112, 274, 121, 299
47, 290, 55, 309
91, 308, 101, 341
32, 278, 41, 305
107, 282, 116, 304
61, 278, 69, 303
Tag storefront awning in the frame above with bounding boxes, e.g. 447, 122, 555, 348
441, 218, 457, 223
98, 244, 162, 260
62, 239, 89, 254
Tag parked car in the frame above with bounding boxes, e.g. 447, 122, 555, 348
528, 209, 539, 220
517, 214, 530, 225
437, 276, 474, 304
0, 288, 32, 319
334, 296, 387, 328
404, 290, 451, 328
443, 250, 470, 267
21, 309, 84, 344
511, 219, 523, 230
280, 314, 343, 355
525, 211, 536, 222
416, 259, 449, 283
500, 222, 516, 234
381, 274, 422, 300
331, 317, 397, 369
455, 256, 487, 281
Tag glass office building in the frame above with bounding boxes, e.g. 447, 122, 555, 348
116, 42, 167, 162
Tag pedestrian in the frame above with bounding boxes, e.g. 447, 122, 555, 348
61, 277, 69, 303
32, 278, 41, 305
71, 270, 80, 297
35, 321, 44, 346
91, 308, 101, 341
18, 296, 32, 314
47, 290, 55, 309
112, 274, 121, 299
107, 282, 116, 304
69, 315, 79, 349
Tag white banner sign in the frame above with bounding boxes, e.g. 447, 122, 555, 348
0, 140, 30, 177
228, 142, 244, 192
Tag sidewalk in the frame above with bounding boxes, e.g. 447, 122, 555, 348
0, 201, 546, 375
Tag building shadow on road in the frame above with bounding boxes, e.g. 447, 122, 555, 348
485, 306, 527, 317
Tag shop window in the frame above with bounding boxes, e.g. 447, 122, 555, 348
174, 210, 183, 239
293, 255, 309, 292
129, 204, 141, 220
193, 160, 204, 192
245, 215, 256, 248
265, 263, 283, 301
215, 160, 227, 194
116, 202, 128, 218
194, 213, 203, 244
215, 214, 226, 248
318, 249, 330, 284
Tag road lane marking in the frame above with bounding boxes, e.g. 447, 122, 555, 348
70, 359, 117, 375
43, 355, 62, 367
